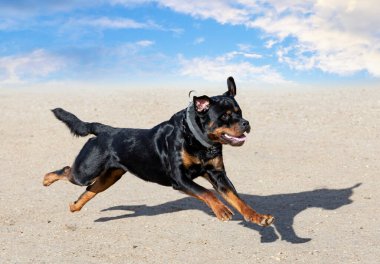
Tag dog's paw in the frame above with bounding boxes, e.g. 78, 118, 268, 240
213, 204, 234, 222
258, 214, 274, 227
42, 173, 55, 186
244, 212, 274, 227
69, 202, 81, 213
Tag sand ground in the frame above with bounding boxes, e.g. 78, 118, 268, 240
0, 86, 379, 263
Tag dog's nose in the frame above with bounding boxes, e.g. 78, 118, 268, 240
240, 119, 251, 133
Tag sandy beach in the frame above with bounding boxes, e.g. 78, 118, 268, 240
0, 86, 379, 263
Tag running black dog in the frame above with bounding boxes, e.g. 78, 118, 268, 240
43, 77, 274, 226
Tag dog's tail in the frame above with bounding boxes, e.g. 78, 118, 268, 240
51, 108, 115, 137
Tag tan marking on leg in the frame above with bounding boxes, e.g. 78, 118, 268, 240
70, 191, 96, 212
185, 190, 234, 221
43, 166, 71, 186
69, 169, 125, 212
221, 190, 274, 226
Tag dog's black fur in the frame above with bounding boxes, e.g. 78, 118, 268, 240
43, 77, 274, 226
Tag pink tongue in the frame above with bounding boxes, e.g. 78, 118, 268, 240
225, 134, 246, 142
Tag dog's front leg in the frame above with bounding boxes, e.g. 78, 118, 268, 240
205, 169, 274, 227
172, 170, 234, 221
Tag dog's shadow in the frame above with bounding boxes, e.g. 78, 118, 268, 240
95, 183, 361, 244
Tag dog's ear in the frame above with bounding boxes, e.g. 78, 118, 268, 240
224, 76, 236, 97
193, 95, 211, 113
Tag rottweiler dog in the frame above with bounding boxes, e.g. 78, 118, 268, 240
43, 77, 274, 226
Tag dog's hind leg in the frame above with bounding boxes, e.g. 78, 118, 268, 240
69, 168, 125, 212
43, 166, 74, 186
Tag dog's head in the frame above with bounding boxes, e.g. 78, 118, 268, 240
192, 77, 250, 147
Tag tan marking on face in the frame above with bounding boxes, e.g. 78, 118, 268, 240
213, 123, 241, 137
181, 149, 201, 169
209, 123, 242, 143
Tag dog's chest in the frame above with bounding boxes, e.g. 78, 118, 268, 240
182, 147, 223, 179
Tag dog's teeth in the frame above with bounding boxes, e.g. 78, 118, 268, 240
224, 134, 246, 142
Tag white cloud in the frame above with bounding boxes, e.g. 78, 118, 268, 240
264, 40, 277, 49
66, 17, 160, 30
0, 41, 162, 85
178, 44, 276, 84
237, 44, 252, 52
106, 40, 155, 57
219, 51, 262, 61
178, 52, 289, 85
247, 0, 380, 76
3, 0, 379, 81
155, 0, 252, 25
194, 37, 205, 45
153, 0, 380, 77
0, 1, 103, 17
0, 49, 65, 84
242, 52, 262, 59
136, 40, 155, 47
0, 19, 18, 31
63, 16, 182, 34
109, 0, 152, 6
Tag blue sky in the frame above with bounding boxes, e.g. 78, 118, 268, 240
0, 0, 379, 88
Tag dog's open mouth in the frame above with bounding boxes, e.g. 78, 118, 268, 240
221, 133, 247, 146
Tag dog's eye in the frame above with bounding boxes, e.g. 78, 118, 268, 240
221, 113, 230, 120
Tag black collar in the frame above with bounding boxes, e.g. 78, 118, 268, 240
185, 104, 215, 149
